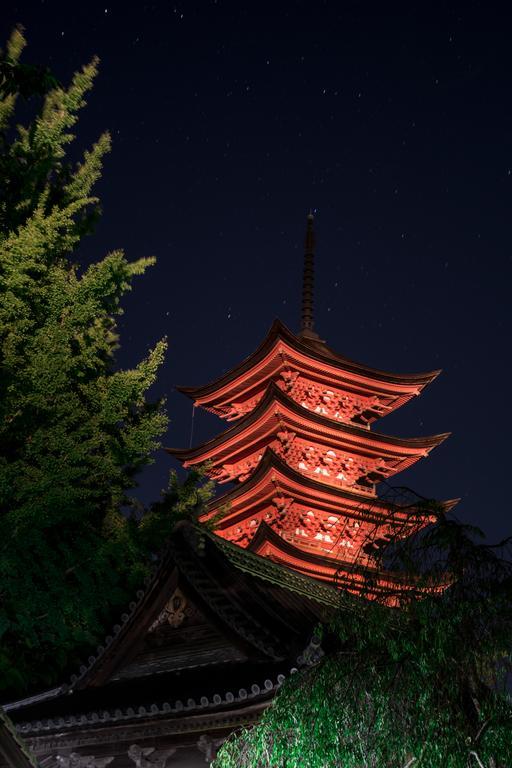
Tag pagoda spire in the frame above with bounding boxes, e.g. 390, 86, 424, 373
299, 212, 321, 341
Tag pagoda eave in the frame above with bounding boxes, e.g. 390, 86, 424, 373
176, 320, 441, 424
167, 429, 449, 463
176, 320, 441, 396
245, 524, 434, 605
207, 498, 433, 563
199, 449, 454, 524
167, 386, 450, 466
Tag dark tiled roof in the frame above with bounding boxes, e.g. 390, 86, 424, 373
6, 523, 335, 734
0, 710, 38, 768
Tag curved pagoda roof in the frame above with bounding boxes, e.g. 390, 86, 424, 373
167, 383, 449, 490
200, 448, 459, 530
177, 319, 441, 424
247, 522, 442, 604
199, 451, 458, 586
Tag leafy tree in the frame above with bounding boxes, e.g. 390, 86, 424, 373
138, 465, 215, 554
0, 25, 57, 102
0, 28, 172, 694
214, 505, 512, 768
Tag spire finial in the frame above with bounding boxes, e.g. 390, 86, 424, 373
299, 212, 320, 340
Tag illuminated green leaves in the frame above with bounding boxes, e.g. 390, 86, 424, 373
214, 519, 512, 767
0, 30, 172, 694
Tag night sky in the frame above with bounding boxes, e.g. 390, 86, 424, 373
4, 2, 511, 540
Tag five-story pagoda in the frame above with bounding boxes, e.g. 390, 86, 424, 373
169, 215, 456, 603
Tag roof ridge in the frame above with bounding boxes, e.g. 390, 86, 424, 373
176, 318, 442, 401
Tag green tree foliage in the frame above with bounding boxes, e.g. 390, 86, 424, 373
0, 28, 172, 693
138, 466, 215, 554
0, 26, 57, 113
214, 510, 512, 767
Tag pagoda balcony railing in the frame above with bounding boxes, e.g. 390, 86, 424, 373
280, 530, 362, 560
348, 482, 376, 498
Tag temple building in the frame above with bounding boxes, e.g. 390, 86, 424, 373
170, 214, 455, 601
4, 216, 455, 767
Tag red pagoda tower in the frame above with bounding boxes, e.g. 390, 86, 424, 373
169, 215, 456, 603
